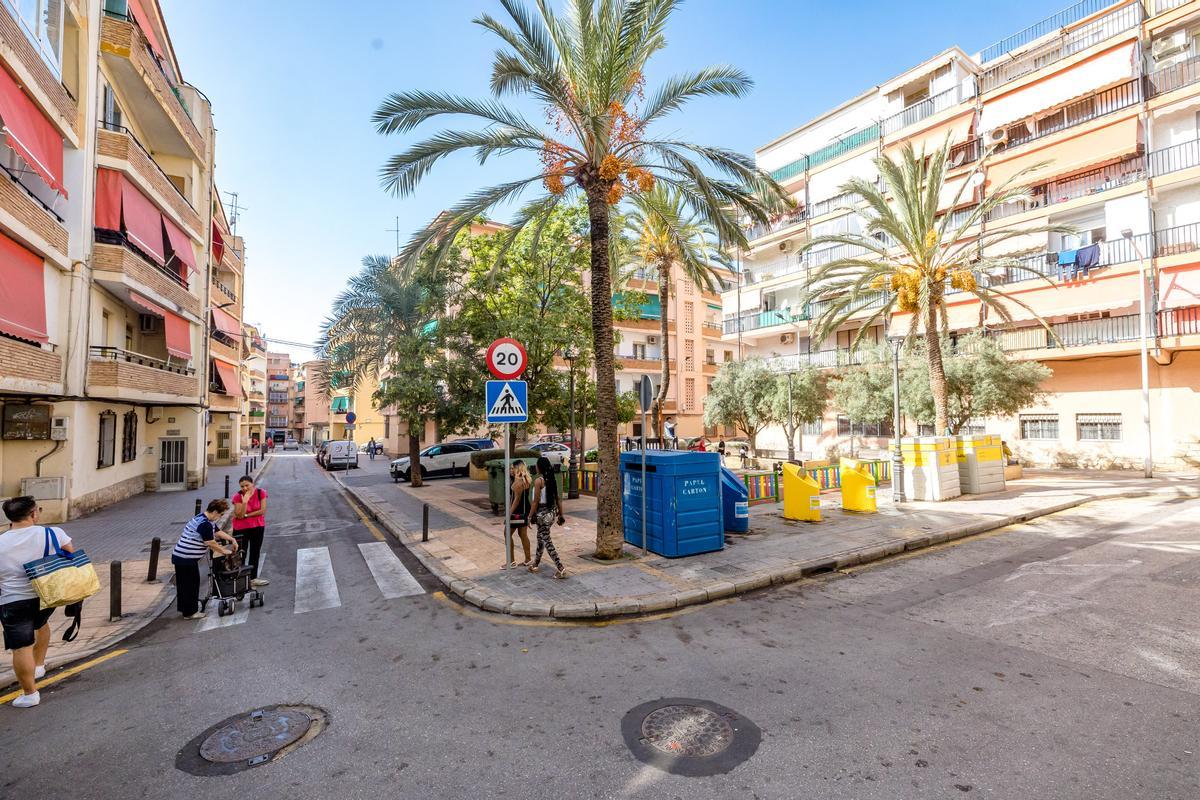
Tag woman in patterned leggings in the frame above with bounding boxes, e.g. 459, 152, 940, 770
528, 456, 568, 579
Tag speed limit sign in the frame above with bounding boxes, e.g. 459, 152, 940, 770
486, 338, 527, 379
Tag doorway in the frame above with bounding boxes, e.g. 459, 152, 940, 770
159, 438, 186, 490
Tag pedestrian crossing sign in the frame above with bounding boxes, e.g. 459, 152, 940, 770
486, 380, 528, 423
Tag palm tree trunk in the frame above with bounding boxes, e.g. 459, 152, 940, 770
585, 184, 624, 559
925, 302, 949, 435
653, 264, 670, 439
408, 429, 423, 488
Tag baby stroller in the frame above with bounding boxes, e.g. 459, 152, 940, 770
201, 539, 264, 617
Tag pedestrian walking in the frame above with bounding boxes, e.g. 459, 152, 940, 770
502, 461, 533, 569
231, 476, 269, 587
0, 497, 77, 708
664, 416, 677, 449
171, 500, 238, 620
527, 457, 568, 579
368, 438, 378, 461
718, 438, 726, 465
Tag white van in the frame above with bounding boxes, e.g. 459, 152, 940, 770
324, 440, 359, 471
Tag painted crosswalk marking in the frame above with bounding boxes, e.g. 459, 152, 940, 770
358, 542, 424, 599
294, 546, 342, 614
196, 602, 249, 632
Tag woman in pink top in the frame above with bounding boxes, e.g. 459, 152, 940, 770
231, 476, 269, 587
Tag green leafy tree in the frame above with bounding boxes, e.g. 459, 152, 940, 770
799, 141, 1069, 434
703, 358, 776, 452
770, 366, 827, 461
901, 333, 1051, 434
626, 185, 727, 436
374, 0, 782, 558
830, 345, 896, 455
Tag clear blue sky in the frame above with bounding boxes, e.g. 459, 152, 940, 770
162, 0, 1054, 361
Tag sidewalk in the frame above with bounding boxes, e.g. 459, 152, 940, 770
341, 462, 1200, 618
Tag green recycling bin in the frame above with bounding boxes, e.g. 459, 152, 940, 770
485, 458, 567, 515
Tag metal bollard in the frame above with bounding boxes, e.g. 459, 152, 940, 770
194, 498, 202, 516
109, 561, 122, 621
224, 475, 230, 499
422, 503, 429, 542
147, 537, 161, 583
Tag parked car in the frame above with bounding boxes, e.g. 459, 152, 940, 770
532, 432, 580, 451
390, 442, 476, 482
324, 440, 359, 471
526, 441, 571, 467
283, 438, 299, 451
451, 438, 497, 451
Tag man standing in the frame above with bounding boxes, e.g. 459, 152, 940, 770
0, 497, 76, 708
368, 437, 378, 461
663, 416, 677, 449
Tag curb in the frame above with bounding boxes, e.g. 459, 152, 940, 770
343, 480, 1200, 621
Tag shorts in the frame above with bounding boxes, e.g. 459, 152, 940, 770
1, 598, 54, 650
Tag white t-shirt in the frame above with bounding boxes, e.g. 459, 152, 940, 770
0, 525, 72, 605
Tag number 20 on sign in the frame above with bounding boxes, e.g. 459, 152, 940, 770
486, 338, 527, 380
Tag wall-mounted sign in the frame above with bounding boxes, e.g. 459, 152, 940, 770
2, 404, 51, 440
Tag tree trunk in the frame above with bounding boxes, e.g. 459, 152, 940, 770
653, 263, 670, 439
786, 421, 796, 462
408, 430, 423, 488
585, 184, 624, 559
925, 301, 949, 435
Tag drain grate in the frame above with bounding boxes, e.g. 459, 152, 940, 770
176, 705, 328, 776
622, 698, 760, 777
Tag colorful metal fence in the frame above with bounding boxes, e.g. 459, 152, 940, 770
580, 467, 599, 496
742, 472, 779, 505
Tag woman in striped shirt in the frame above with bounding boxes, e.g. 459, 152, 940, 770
171, 499, 238, 619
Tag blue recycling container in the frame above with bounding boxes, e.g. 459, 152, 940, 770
621, 450, 724, 557
720, 467, 750, 534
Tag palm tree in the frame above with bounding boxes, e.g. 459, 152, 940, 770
373, 0, 780, 559
318, 256, 445, 487
799, 141, 1069, 435
625, 186, 727, 437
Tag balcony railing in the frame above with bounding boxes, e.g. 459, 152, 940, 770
769, 123, 881, 184
1153, 0, 1190, 14
94, 228, 189, 290
881, 83, 976, 136
1001, 78, 1142, 153
98, 121, 195, 210
948, 137, 983, 169
743, 255, 807, 285
1147, 54, 1200, 97
702, 322, 723, 334
986, 154, 1146, 222
722, 307, 807, 335
745, 207, 808, 241
211, 273, 238, 303
980, 1, 1138, 84
88, 346, 195, 375
1150, 138, 1200, 176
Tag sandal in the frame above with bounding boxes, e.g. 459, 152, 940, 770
528, 564, 540, 573
554, 568, 569, 580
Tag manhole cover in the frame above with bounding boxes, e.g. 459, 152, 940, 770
641, 705, 734, 757
622, 698, 760, 777
176, 705, 328, 776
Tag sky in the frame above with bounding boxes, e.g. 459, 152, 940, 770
161, 0, 1055, 362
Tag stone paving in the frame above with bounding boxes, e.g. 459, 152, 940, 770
340, 458, 1200, 618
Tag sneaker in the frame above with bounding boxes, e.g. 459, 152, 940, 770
183, 612, 206, 620
12, 692, 39, 708
33, 666, 45, 680
250, 579, 270, 587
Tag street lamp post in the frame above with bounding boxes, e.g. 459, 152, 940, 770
890, 336, 905, 504
1121, 228, 1154, 479
562, 345, 580, 499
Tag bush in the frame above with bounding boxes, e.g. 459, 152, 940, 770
468, 447, 541, 469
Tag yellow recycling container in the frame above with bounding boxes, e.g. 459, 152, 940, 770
782, 463, 820, 522
839, 458, 878, 513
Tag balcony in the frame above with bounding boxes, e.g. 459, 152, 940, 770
980, 2, 1140, 92
86, 346, 199, 401
998, 78, 1142, 154
249, 410, 265, 418
0, 335, 62, 389
1152, 0, 1190, 13
723, 307, 807, 335
1148, 54, 1200, 98
96, 124, 200, 235
702, 322, 723, 337
745, 207, 807, 242
881, 83, 975, 137
764, 349, 870, 372
99, 11, 205, 160
211, 273, 238, 305
210, 335, 240, 364
92, 240, 200, 318
614, 354, 676, 371
986, 154, 1146, 222
769, 123, 881, 184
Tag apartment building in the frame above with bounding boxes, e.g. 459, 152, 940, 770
0, 0, 250, 520
266, 351, 292, 443
242, 323, 266, 446
724, 0, 1200, 470
205, 188, 246, 466
298, 360, 330, 446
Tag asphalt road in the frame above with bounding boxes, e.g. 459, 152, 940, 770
2, 457, 1198, 800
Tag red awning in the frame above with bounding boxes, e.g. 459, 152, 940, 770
0, 66, 66, 197
120, 177, 166, 265
128, 291, 169, 318
211, 357, 240, 396
95, 168, 121, 230
127, 0, 165, 60
0, 231, 48, 343
210, 305, 240, 337
162, 214, 196, 275
211, 221, 225, 264
129, 291, 190, 360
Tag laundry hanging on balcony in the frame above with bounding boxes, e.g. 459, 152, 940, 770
0, 65, 66, 197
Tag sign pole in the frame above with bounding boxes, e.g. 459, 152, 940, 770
503, 422, 511, 567
640, 407, 647, 557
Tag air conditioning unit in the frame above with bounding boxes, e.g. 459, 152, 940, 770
139, 314, 159, 333
778, 241, 792, 253
780, 333, 796, 345
987, 127, 1009, 147
646, 336, 658, 345
1152, 30, 1189, 61
50, 416, 69, 441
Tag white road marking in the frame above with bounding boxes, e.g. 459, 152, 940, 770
294, 547, 342, 614
196, 602, 249, 632
358, 541, 424, 599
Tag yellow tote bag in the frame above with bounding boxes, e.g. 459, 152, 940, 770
22, 528, 100, 610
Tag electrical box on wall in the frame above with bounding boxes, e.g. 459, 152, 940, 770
20, 477, 65, 500
50, 416, 69, 441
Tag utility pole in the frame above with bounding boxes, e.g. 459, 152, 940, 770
223, 191, 246, 234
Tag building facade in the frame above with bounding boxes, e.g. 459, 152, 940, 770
297, 360, 330, 446
724, 0, 1200, 470
266, 351, 292, 443
242, 323, 266, 446
0, 0, 249, 520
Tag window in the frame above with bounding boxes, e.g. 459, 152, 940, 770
1077, 413, 1121, 441
102, 83, 123, 131
1020, 413, 1059, 440
120, 410, 137, 462
723, 350, 734, 363
632, 343, 646, 360
101, 310, 111, 347
97, 410, 116, 468
384, 415, 390, 439
804, 419, 823, 436
705, 348, 715, 364
837, 415, 893, 437
4, 0, 64, 71
684, 302, 694, 333
684, 378, 695, 411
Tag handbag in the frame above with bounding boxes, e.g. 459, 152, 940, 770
23, 528, 100, 610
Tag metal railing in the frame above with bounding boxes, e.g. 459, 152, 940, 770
98, 121, 195, 210
1159, 305, 1200, 336
881, 83, 976, 136
745, 255, 807, 285
211, 274, 238, 302
88, 346, 195, 376
948, 137, 983, 169
980, 0, 1129, 66
722, 307, 807, 335
1149, 138, 1200, 176
745, 207, 807, 241
702, 322, 723, 334
0, 160, 65, 223
1147, 54, 1200, 96
1153, 0, 1190, 14
986, 154, 1146, 222
1002, 78, 1142, 152
94, 227, 190, 289
769, 123, 881, 183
